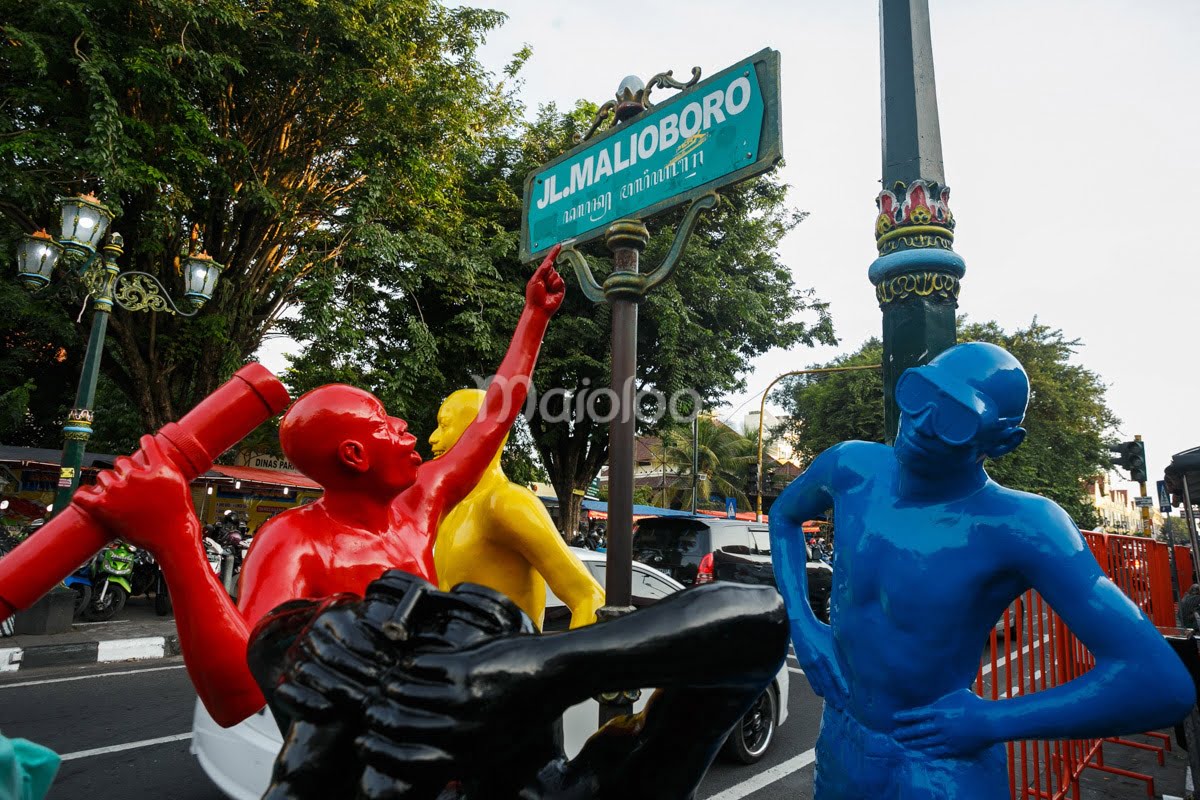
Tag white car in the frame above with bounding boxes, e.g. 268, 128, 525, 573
191, 548, 790, 799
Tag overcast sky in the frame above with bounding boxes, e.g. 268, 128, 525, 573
260, 0, 1200, 497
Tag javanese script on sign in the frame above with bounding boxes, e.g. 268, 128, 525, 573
521, 49, 781, 260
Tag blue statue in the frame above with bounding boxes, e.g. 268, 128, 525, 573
770, 342, 1195, 799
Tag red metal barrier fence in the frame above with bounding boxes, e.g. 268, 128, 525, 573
976, 532, 1192, 800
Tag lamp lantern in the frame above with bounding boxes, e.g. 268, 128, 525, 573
183, 251, 222, 307
16, 230, 63, 289
58, 194, 114, 256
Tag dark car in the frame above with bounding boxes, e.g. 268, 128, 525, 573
632, 516, 834, 624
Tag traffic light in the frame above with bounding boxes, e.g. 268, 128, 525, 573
1109, 440, 1147, 483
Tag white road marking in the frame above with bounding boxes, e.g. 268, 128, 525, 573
97, 636, 165, 662
0, 647, 21, 673
60, 732, 192, 761
0, 663, 185, 689
788, 666, 805, 675
980, 634, 1050, 677
704, 748, 817, 800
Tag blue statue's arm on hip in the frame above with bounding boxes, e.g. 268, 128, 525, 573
895, 496, 1196, 757
770, 442, 855, 708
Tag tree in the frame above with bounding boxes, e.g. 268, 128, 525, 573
1161, 516, 1192, 544
1, 0, 520, 437
286, 101, 836, 537
662, 417, 756, 511
776, 319, 1117, 528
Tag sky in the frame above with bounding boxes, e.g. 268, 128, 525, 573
258, 0, 1200, 498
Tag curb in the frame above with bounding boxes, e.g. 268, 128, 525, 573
0, 634, 181, 672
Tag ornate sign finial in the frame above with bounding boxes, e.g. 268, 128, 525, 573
576, 65, 703, 143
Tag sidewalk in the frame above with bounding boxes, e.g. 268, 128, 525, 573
0, 597, 179, 673
1073, 732, 1191, 800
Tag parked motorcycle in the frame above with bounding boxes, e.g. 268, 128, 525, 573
84, 541, 135, 621
203, 535, 225, 575
130, 547, 172, 616
205, 515, 252, 596
0, 526, 23, 636
63, 560, 94, 618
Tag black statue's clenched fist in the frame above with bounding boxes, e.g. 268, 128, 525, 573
250, 571, 789, 800
247, 570, 534, 800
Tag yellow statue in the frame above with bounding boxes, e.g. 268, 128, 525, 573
430, 389, 605, 630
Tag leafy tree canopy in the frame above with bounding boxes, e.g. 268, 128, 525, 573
775, 319, 1117, 528
1, 0, 521, 442
285, 102, 836, 536
661, 417, 756, 511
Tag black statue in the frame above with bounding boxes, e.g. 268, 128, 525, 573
247, 570, 788, 799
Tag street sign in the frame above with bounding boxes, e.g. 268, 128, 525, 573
1134, 496, 1154, 508
1157, 480, 1172, 513
521, 48, 782, 260
726, 497, 737, 519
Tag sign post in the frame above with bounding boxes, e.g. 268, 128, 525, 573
1158, 479, 1182, 600
526, 50, 782, 725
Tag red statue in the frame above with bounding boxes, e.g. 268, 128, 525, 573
54, 247, 563, 727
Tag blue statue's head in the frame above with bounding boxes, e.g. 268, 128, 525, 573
893, 342, 1029, 475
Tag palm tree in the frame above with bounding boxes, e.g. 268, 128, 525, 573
662, 416, 755, 511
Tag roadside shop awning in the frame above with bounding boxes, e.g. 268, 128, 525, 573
204, 465, 320, 491
0, 445, 319, 493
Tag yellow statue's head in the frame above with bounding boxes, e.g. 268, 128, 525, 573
430, 388, 507, 459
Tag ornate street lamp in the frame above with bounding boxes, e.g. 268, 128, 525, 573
16, 230, 64, 289
183, 251, 223, 305
58, 193, 114, 256
12, 194, 223, 512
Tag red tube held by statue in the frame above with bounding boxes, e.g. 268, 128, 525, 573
0, 363, 291, 618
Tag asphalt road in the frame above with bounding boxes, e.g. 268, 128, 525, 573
0, 651, 825, 800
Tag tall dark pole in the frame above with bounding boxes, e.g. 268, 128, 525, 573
602, 220, 648, 619
600, 219, 648, 614
52, 238, 122, 515
872, 0, 964, 442
591, 220, 647, 725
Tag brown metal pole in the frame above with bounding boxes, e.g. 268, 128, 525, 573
597, 220, 648, 726
606, 290, 637, 612
600, 221, 648, 614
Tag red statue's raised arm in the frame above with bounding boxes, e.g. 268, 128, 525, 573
409, 245, 563, 518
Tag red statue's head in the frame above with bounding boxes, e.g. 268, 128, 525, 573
280, 385, 421, 493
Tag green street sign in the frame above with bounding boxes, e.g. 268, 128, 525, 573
521, 48, 782, 261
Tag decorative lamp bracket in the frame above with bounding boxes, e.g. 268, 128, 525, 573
113, 271, 200, 317
556, 192, 719, 305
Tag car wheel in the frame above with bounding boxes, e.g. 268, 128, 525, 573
723, 685, 777, 764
